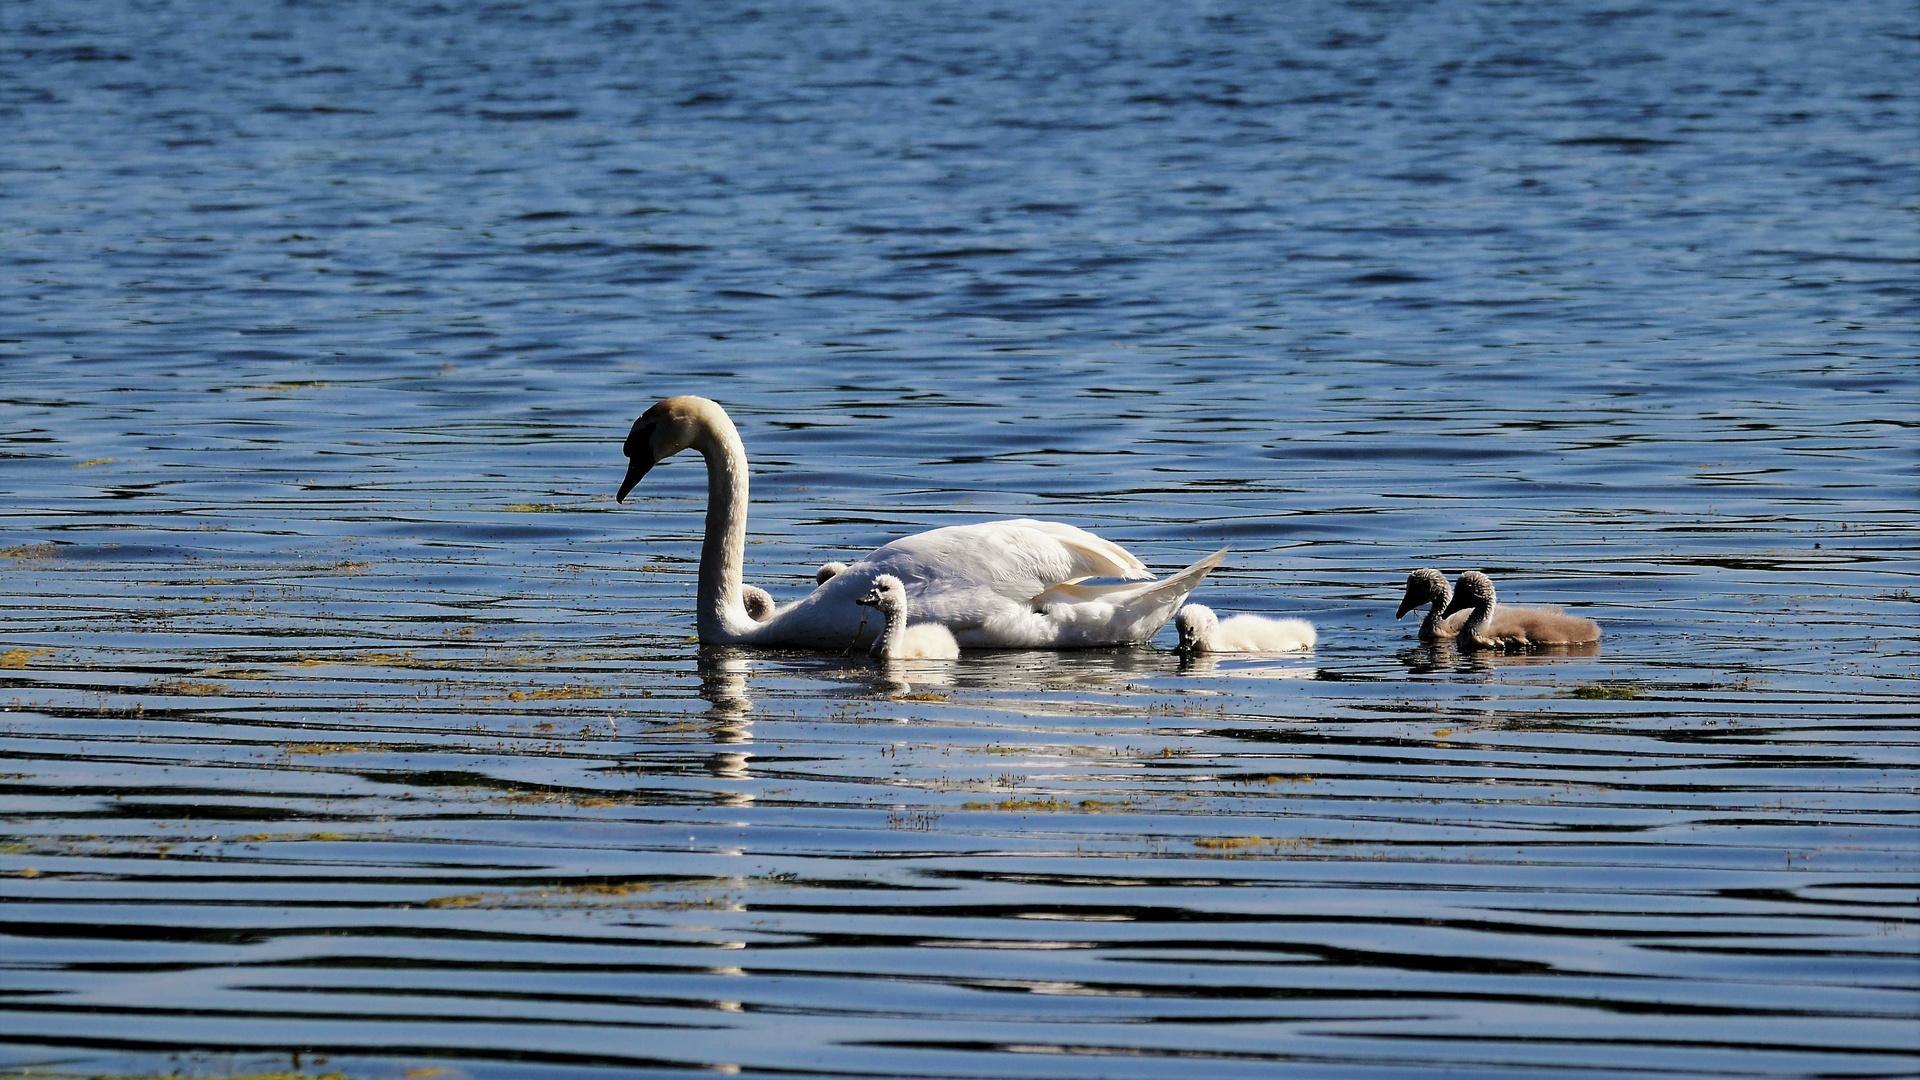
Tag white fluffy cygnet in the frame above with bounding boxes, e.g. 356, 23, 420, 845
816, 561, 848, 585
1442, 571, 1600, 649
741, 584, 776, 622
1174, 604, 1317, 654
856, 574, 960, 660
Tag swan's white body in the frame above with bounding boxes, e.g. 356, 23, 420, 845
859, 575, 961, 660
816, 562, 848, 585
1443, 571, 1601, 649
1175, 604, 1316, 654
617, 397, 1226, 650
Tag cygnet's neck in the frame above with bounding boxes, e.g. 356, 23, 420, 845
1420, 589, 1453, 640
869, 599, 906, 659
1458, 591, 1496, 640
691, 412, 755, 642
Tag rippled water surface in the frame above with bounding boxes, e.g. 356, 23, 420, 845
2, 1, 1917, 1077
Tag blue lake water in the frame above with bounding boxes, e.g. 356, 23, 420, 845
1, 1, 1916, 1077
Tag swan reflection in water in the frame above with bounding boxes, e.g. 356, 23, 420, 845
696, 652, 757, 803
698, 644, 1334, 714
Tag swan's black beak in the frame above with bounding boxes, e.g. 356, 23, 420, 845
616, 420, 657, 503
1395, 591, 1422, 619
857, 591, 881, 608
1441, 592, 1470, 618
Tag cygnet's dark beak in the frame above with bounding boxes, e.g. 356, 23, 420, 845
857, 590, 881, 608
1395, 590, 1422, 619
1441, 592, 1471, 618
616, 420, 657, 503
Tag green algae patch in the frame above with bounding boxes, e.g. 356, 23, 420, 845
1566, 684, 1638, 700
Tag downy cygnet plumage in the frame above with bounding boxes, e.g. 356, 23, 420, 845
1442, 571, 1601, 649
616, 396, 1225, 649
816, 562, 848, 585
857, 575, 960, 660
1174, 604, 1317, 654
741, 585, 776, 622
1396, 568, 1468, 641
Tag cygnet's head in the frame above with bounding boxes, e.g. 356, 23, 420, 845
816, 561, 848, 585
1397, 568, 1452, 618
618, 395, 731, 502
741, 585, 775, 622
1174, 604, 1218, 652
1442, 570, 1496, 617
857, 574, 907, 615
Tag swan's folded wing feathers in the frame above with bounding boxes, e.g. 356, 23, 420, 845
865, 520, 1148, 602
1000, 519, 1152, 581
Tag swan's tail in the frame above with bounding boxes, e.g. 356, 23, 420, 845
1033, 547, 1229, 646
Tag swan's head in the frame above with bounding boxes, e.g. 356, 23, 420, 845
857, 574, 907, 615
1442, 571, 1496, 617
1174, 604, 1217, 652
617, 396, 728, 502
1397, 568, 1451, 618
816, 561, 848, 585
741, 584, 775, 622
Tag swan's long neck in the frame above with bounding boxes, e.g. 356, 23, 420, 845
869, 599, 905, 659
693, 414, 753, 643
1420, 590, 1451, 639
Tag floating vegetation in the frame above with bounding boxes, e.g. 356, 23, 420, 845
1566, 684, 1640, 700
147, 679, 229, 695
1192, 836, 1315, 852
960, 797, 1137, 812
242, 380, 332, 392
500, 685, 607, 701
423, 881, 715, 911
46, 1072, 349, 1080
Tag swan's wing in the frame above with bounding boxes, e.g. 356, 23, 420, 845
865, 519, 1148, 592
996, 519, 1151, 581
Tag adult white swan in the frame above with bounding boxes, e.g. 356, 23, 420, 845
616, 396, 1226, 649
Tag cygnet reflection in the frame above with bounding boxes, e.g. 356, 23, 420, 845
1398, 639, 1601, 677
1176, 652, 1317, 679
